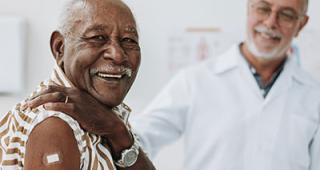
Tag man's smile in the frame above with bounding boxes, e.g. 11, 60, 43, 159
96, 71, 127, 83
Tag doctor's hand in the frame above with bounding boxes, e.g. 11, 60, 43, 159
24, 84, 133, 155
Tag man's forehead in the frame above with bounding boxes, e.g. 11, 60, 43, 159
70, 0, 132, 18
70, 0, 137, 31
83, 24, 138, 34
85, 0, 130, 12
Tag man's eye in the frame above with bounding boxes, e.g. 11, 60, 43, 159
121, 38, 138, 45
91, 35, 106, 41
121, 38, 140, 50
122, 38, 137, 44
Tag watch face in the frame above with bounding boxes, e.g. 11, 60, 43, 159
124, 150, 138, 166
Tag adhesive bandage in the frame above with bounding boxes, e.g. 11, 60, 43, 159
43, 152, 63, 166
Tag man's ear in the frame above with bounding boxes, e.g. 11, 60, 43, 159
50, 31, 65, 67
295, 15, 309, 37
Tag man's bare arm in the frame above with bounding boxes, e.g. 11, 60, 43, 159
24, 117, 80, 170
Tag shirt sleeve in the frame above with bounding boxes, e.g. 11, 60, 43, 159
27, 109, 87, 168
130, 70, 191, 158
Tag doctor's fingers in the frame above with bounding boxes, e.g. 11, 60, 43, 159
26, 92, 70, 109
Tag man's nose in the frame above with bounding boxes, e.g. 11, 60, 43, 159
263, 11, 278, 29
103, 42, 128, 64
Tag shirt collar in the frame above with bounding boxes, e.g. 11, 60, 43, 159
50, 63, 74, 87
207, 43, 245, 74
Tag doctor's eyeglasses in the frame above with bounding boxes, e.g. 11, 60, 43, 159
250, 1, 305, 28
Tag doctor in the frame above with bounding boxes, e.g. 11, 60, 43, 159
131, 0, 320, 169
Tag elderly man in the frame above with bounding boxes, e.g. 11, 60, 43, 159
0, 0, 155, 169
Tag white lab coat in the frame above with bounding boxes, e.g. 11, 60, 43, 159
131, 44, 320, 170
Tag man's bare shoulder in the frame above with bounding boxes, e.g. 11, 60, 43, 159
24, 117, 80, 170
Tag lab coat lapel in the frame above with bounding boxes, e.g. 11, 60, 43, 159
238, 54, 265, 102
209, 44, 297, 105
210, 44, 265, 102
263, 56, 296, 105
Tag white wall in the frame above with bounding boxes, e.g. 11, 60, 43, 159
0, 1, 319, 170
0, 0, 64, 113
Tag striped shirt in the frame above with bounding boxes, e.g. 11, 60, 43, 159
0, 64, 131, 170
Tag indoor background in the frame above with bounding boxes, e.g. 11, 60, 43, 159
0, 0, 319, 169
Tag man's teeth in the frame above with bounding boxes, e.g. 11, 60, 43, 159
261, 32, 271, 39
97, 73, 122, 78
259, 32, 279, 40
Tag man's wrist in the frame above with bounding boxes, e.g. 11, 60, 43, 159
101, 122, 133, 159
101, 128, 140, 168
114, 131, 140, 168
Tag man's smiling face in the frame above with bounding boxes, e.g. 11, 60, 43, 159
60, 0, 141, 107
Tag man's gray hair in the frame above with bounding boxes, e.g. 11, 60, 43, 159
57, 0, 87, 35
57, 0, 133, 36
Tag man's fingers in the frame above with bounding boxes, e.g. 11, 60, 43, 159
43, 103, 79, 120
28, 85, 67, 101
27, 92, 68, 109
43, 85, 67, 95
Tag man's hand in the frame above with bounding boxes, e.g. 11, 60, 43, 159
26, 85, 122, 135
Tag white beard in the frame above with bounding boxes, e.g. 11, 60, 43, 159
246, 25, 290, 61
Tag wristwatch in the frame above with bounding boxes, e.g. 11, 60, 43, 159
114, 132, 140, 168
